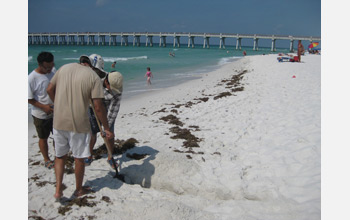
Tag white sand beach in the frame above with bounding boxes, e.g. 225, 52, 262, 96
28, 54, 321, 220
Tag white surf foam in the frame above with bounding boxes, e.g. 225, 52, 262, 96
62, 58, 79, 61
218, 56, 241, 65
104, 56, 148, 62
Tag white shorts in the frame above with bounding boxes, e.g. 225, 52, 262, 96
53, 128, 91, 158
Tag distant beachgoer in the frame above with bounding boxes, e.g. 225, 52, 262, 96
169, 52, 175, 57
47, 54, 114, 200
277, 56, 299, 62
28, 51, 56, 170
145, 67, 153, 85
111, 61, 116, 68
243, 51, 247, 56
297, 40, 305, 62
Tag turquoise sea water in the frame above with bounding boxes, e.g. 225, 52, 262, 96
28, 44, 289, 99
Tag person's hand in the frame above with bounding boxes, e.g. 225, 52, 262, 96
103, 130, 115, 140
42, 104, 54, 115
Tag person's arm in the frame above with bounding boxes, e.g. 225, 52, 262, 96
28, 99, 53, 115
46, 82, 56, 103
92, 98, 114, 139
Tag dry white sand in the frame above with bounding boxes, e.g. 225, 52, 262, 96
28, 54, 321, 220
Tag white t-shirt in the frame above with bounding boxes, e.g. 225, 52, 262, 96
28, 68, 56, 119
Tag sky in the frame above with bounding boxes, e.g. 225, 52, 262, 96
28, 0, 321, 38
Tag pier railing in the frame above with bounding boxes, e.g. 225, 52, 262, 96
28, 32, 321, 52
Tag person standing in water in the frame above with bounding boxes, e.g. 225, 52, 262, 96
111, 61, 116, 68
144, 67, 153, 85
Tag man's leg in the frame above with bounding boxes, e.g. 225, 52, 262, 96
88, 133, 97, 159
33, 116, 53, 163
39, 138, 51, 162
107, 138, 115, 161
54, 155, 67, 199
74, 157, 89, 196
72, 131, 92, 196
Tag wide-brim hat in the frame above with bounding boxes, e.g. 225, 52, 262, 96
108, 71, 123, 94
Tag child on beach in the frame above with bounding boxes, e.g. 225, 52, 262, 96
145, 67, 153, 85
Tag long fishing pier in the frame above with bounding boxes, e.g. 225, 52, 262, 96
28, 32, 321, 52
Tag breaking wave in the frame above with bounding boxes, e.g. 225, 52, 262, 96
103, 56, 148, 62
218, 56, 241, 65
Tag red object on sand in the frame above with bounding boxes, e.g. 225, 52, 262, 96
292, 75, 296, 78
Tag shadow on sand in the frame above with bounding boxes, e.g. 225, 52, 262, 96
86, 145, 159, 192
118, 145, 159, 188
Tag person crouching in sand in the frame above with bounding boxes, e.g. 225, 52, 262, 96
87, 70, 123, 168
145, 67, 153, 85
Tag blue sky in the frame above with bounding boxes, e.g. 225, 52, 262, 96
29, 0, 320, 38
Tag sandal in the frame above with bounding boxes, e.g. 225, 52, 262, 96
107, 158, 118, 169
44, 160, 55, 169
84, 157, 93, 166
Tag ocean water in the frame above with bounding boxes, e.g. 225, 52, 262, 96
28, 44, 289, 99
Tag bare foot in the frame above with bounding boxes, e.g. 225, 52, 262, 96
73, 186, 93, 197
54, 191, 63, 201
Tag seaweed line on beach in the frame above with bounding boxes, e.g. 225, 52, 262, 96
214, 69, 247, 100
152, 70, 248, 157
57, 195, 113, 217
58, 195, 97, 215
158, 114, 202, 154
92, 138, 139, 160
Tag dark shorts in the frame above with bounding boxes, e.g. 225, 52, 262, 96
88, 107, 100, 134
32, 116, 53, 139
88, 107, 115, 135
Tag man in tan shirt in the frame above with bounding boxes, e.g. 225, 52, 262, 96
47, 56, 114, 200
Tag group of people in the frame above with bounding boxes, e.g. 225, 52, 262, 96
277, 40, 305, 63
29, 52, 123, 200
